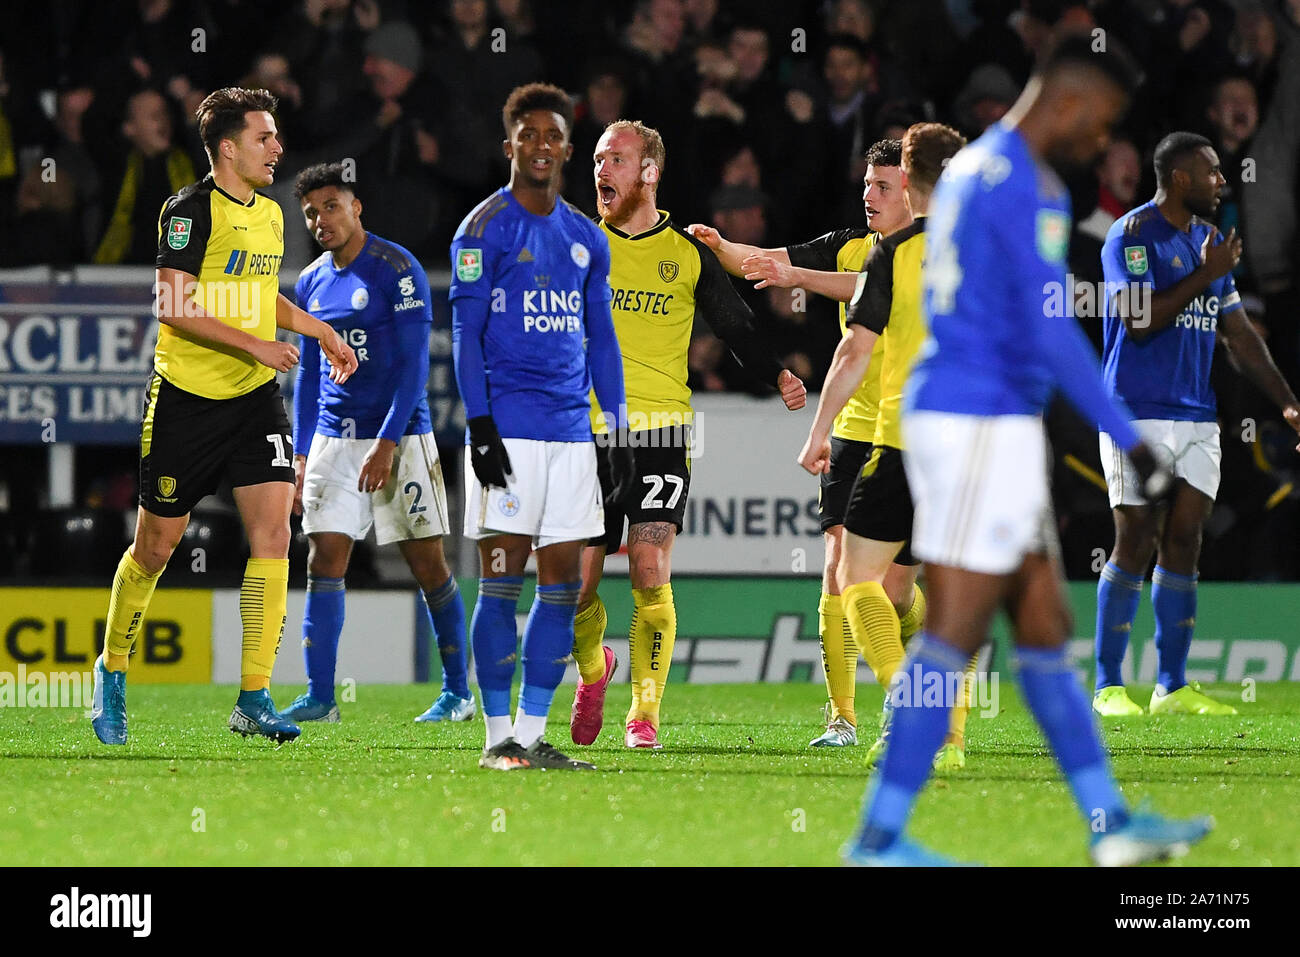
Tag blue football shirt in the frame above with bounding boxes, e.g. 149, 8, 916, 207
449, 187, 612, 442
1100, 200, 1242, 423
908, 123, 1138, 448
293, 233, 433, 452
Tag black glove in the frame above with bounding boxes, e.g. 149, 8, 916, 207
603, 428, 637, 508
1128, 442, 1174, 502
467, 415, 512, 489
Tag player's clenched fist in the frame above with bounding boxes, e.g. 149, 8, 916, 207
319, 327, 359, 384
467, 415, 513, 489
251, 338, 300, 372
778, 369, 807, 410
797, 430, 832, 475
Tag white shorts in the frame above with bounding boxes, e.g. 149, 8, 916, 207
1099, 419, 1221, 507
902, 411, 1060, 575
463, 438, 604, 548
301, 433, 450, 545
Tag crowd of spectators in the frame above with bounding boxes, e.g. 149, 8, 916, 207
2, 0, 1300, 578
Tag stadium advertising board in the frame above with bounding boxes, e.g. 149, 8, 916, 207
0, 287, 157, 444
671, 394, 821, 574
0, 587, 210, 684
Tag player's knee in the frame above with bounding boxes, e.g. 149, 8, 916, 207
130, 538, 176, 576
251, 522, 292, 559
629, 555, 669, 589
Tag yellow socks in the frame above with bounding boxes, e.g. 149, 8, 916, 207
626, 584, 675, 728
818, 592, 857, 725
842, 580, 904, 689
899, 584, 926, 642
239, 558, 289, 692
103, 549, 164, 671
573, 595, 609, 684
945, 649, 981, 748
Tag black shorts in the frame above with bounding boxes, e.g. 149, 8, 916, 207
843, 444, 919, 565
139, 372, 294, 517
819, 436, 873, 531
591, 426, 692, 551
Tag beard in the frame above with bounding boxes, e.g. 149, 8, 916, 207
1184, 192, 1218, 219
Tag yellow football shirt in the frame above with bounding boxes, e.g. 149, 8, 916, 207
592, 211, 783, 433
154, 174, 284, 399
787, 228, 883, 443
846, 217, 927, 451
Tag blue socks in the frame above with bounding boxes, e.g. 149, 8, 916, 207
519, 583, 581, 718
1152, 565, 1197, 693
1094, 561, 1143, 690
855, 634, 966, 851
471, 577, 523, 718
423, 577, 470, 698
302, 576, 345, 703
1017, 645, 1127, 829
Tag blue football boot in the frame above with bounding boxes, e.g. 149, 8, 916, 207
1090, 801, 1213, 867
228, 689, 301, 742
90, 655, 128, 745
414, 690, 477, 723
280, 692, 340, 723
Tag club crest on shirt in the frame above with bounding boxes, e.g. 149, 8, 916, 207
658, 260, 679, 282
570, 242, 590, 268
1124, 246, 1149, 275
499, 492, 521, 517
351, 287, 370, 310
271, 219, 283, 242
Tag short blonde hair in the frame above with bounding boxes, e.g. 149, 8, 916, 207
603, 119, 666, 179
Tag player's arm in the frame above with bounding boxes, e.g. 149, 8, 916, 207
153, 266, 299, 371
582, 235, 636, 505
689, 235, 806, 409
685, 222, 789, 276
797, 325, 877, 474
275, 292, 357, 383
1114, 228, 1242, 342
450, 234, 511, 488
291, 292, 321, 515
740, 257, 860, 301
360, 266, 435, 493
1217, 304, 1300, 446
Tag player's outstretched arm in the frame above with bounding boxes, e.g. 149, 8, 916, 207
154, 267, 300, 371
1217, 307, 1300, 448
741, 256, 859, 302
686, 223, 789, 278
797, 324, 875, 474
275, 292, 357, 383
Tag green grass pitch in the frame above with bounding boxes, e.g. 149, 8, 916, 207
3, 681, 1297, 866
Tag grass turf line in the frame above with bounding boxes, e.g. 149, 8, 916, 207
2, 682, 1296, 865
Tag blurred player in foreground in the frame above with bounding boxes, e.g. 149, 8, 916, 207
450, 83, 633, 771
91, 88, 357, 746
1092, 132, 1300, 717
285, 162, 473, 726
692, 140, 927, 750
797, 123, 977, 773
570, 119, 805, 751
844, 35, 1212, 866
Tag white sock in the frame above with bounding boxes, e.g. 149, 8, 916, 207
485, 715, 513, 749
513, 712, 547, 749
